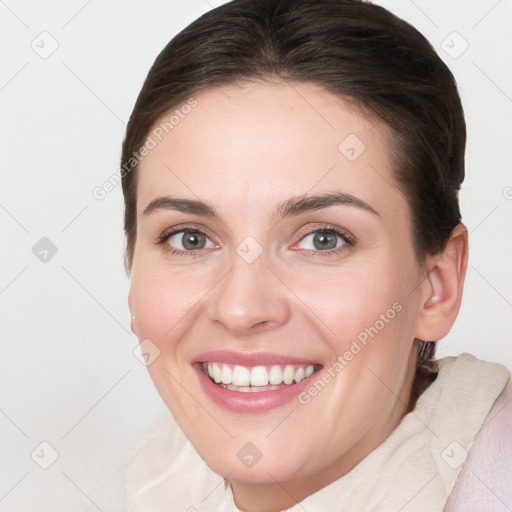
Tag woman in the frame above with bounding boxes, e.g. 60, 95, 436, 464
111, 0, 512, 510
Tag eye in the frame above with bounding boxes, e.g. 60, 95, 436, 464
293, 225, 354, 255
156, 223, 355, 257
156, 226, 217, 255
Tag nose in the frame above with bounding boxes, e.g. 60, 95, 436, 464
206, 249, 291, 338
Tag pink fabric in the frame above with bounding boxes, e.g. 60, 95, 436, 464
444, 379, 512, 511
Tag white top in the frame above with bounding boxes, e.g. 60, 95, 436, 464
94, 353, 511, 511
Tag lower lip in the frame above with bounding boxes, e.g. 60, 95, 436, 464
194, 365, 315, 413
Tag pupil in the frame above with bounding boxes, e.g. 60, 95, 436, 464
183, 232, 205, 250
314, 231, 336, 250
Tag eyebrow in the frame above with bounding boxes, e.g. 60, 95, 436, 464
142, 192, 379, 221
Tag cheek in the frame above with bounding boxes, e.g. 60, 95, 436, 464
315, 263, 421, 411
130, 267, 212, 347
293, 259, 417, 354
129, 268, 213, 419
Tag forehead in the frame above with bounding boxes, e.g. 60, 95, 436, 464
136, 81, 407, 222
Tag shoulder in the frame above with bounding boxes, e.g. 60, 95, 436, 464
123, 411, 192, 493
123, 411, 184, 470
122, 412, 230, 511
93, 465, 127, 512
87, 413, 179, 511
444, 374, 512, 511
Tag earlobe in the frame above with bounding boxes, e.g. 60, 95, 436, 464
130, 314, 138, 336
128, 290, 137, 336
414, 224, 469, 342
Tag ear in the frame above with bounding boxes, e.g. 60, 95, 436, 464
414, 223, 469, 342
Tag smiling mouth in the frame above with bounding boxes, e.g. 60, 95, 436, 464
201, 362, 321, 393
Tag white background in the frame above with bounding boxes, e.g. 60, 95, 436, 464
1, 0, 511, 510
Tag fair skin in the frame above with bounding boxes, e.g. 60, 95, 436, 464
128, 81, 468, 512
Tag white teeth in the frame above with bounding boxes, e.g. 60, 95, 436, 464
204, 362, 317, 388
212, 363, 222, 383
268, 365, 283, 385
251, 366, 268, 386
283, 365, 295, 385
232, 365, 250, 386
221, 365, 232, 384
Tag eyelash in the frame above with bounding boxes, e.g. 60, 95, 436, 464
155, 223, 356, 258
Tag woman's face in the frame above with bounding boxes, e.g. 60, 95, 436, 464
129, 81, 426, 493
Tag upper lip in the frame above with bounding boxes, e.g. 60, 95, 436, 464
192, 350, 321, 367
